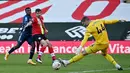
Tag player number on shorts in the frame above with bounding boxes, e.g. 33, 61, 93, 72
96, 24, 105, 34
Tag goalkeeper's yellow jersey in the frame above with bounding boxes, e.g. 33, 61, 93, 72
81, 19, 119, 47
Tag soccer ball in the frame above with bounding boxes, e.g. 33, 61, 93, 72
52, 60, 61, 70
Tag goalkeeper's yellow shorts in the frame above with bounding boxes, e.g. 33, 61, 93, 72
85, 44, 109, 54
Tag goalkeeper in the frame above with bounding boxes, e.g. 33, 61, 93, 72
59, 16, 126, 70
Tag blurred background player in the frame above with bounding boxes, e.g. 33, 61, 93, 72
4, 7, 36, 65
25, 8, 56, 64
59, 16, 126, 70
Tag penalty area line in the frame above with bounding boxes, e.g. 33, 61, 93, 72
68, 67, 130, 73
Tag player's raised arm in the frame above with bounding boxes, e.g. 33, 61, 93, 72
101, 19, 126, 24
101, 20, 119, 24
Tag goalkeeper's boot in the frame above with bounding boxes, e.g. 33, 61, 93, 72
115, 64, 123, 71
36, 58, 42, 64
58, 58, 69, 67
4, 52, 9, 60
27, 59, 36, 65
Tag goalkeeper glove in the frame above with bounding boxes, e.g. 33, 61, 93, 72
119, 20, 126, 22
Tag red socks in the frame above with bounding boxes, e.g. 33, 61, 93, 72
37, 46, 46, 59
37, 46, 56, 61
48, 47, 56, 60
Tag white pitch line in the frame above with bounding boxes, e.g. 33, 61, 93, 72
68, 68, 130, 73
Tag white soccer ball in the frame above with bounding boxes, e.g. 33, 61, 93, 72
52, 60, 61, 70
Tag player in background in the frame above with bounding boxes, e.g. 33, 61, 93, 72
59, 16, 126, 70
4, 7, 36, 65
25, 8, 56, 64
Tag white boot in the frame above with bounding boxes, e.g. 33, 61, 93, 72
36, 58, 42, 64
58, 58, 69, 67
115, 64, 123, 70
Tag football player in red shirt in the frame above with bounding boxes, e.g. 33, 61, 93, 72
25, 9, 56, 64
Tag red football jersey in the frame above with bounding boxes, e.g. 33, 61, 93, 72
32, 16, 45, 35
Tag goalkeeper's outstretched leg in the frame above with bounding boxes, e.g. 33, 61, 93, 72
59, 44, 123, 70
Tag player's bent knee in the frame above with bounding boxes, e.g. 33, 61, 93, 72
45, 40, 52, 47
40, 40, 47, 46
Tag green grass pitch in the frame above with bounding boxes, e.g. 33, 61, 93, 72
0, 54, 130, 73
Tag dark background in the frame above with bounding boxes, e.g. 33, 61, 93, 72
0, 22, 130, 41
